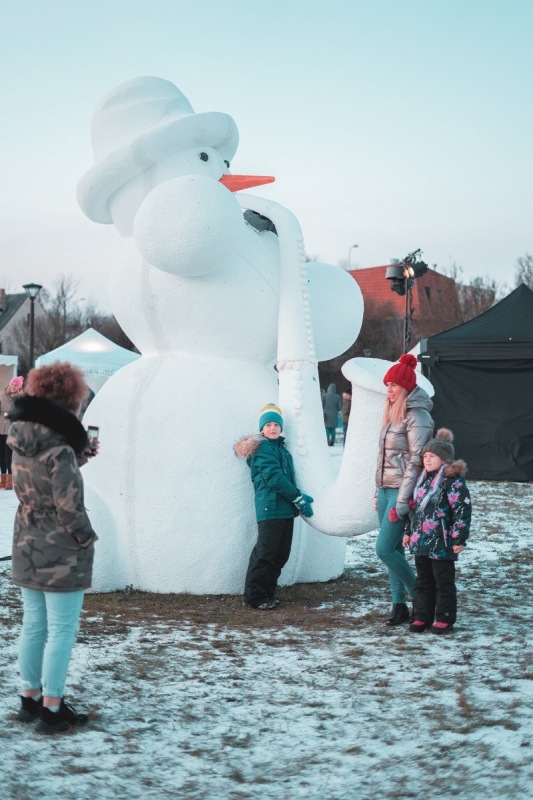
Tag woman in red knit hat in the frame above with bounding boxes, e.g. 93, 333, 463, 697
374, 354, 434, 625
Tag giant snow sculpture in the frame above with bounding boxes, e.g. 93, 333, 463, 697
77, 76, 405, 593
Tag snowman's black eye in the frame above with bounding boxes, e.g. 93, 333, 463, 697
224, 160, 230, 169
199, 152, 209, 162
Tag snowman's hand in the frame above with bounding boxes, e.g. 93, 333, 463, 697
133, 175, 244, 277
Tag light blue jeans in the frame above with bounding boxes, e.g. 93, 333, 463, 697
19, 588, 85, 698
376, 487, 415, 604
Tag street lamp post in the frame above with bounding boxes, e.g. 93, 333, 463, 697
23, 282, 43, 369
348, 244, 359, 269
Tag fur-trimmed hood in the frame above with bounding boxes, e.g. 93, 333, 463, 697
8, 395, 88, 457
443, 459, 468, 478
234, 433, 266, 458
234, 433, 289, 458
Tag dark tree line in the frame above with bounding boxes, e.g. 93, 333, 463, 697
516, 253, 533, 290
7, 275, 137, 375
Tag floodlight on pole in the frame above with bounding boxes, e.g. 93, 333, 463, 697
384, 250, 428, 353
23, 282, 43, 369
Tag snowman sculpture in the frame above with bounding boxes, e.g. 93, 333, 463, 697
77, 76, 389, 594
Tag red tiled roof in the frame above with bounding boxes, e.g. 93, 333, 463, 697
348, 266, 461, 329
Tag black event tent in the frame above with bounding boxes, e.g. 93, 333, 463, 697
418, 284, 533, 480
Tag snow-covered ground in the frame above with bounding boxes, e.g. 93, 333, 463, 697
0, 480, 532, 800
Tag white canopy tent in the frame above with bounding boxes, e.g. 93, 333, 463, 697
35, 328, 140, 392
0, 355, 19, 389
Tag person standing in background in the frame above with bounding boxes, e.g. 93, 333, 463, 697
322, 383, 342, 446
341, 391, 351, 444
0, 376, 24, 489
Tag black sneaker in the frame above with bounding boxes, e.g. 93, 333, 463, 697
16, 695, 42, 723
35, 700, 89, 735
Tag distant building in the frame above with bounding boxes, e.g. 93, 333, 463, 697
348, 265, 463, 343
0, 289, 46, 356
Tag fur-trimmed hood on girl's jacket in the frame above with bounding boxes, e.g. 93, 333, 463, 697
8, 394, 97, 592
440, 459, 468, 480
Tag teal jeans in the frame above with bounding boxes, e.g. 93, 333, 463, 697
376, 487, 415, 604
18, 588, 85, 698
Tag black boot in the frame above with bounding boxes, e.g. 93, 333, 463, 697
35, 700, 89, 735
16, 695, 42, 723
386, 603, 409, 625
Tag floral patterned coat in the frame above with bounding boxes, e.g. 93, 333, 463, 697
405, 461, 471, 561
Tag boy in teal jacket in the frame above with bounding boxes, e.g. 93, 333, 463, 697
235, 404, 313, 610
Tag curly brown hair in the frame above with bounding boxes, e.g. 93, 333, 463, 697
25, 362, 88, 412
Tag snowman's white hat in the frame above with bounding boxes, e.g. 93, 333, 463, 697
77, 76, 239, 224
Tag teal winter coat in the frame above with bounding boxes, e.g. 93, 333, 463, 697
234, 434, 300, 522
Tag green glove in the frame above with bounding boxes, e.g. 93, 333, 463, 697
294, 494, 314, 517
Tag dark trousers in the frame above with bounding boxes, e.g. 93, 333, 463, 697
244, 518, 294, 607
413, 557, 457, 625
0, 434, 12, 473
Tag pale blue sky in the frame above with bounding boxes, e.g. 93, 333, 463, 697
1, 0, 532, 308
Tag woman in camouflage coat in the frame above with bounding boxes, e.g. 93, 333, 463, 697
8, 362, 98, 734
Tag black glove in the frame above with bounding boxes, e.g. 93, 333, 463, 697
294, 494, 314, 517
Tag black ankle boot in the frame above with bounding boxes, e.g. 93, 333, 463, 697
35, 700, 89, 735
16, 695, 42, 723
386, 603, 409, 625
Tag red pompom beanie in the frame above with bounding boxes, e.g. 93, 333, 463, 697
383, 354, 418, 393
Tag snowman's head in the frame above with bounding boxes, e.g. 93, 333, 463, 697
109, 146, 230, 237
77, 77, 238, 227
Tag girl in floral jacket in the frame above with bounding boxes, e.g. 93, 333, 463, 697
403, 429, 471, 635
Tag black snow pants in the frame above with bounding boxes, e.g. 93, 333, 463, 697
244, 518, 294, 607
413, 556, 457, 625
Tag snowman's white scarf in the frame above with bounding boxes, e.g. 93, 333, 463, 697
413, 464, 447, 513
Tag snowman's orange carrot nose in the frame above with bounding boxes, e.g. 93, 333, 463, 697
219, 174, 275, 192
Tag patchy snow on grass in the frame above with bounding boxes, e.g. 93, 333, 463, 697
0, 481, 532, 800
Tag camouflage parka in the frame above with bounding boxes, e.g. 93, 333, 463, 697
8, 395, 97, 592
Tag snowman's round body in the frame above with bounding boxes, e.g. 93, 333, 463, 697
82, 222, 346, 593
